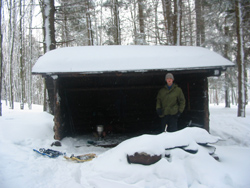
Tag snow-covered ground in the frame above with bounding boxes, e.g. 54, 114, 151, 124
0, 102, 250, 188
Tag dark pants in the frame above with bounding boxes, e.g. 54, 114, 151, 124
161, 115, 178, 132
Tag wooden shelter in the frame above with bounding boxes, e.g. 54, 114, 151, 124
32, 45, 234, 140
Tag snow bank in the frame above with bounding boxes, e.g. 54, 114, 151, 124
210, 104, 250, 147
86, 128, 223, 188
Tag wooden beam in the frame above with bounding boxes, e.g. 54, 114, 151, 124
40, 68, 218, 78
53, 78, 62, 140
203, 77, 209, 132
66, 85, 162, 92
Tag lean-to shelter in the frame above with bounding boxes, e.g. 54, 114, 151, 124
32, 45, 234, 140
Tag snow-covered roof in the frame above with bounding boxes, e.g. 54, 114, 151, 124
32, 45, 234, 75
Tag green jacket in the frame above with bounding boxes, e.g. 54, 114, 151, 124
156, 84, 185, 117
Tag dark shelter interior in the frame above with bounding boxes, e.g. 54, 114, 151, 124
46, 69, 217, 139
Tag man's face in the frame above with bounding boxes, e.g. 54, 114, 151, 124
166, 78, 173, 86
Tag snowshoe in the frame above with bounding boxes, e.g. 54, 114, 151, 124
33, 148, 65, 158
64, 153, 96, 163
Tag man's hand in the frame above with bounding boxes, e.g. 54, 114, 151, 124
157, 109, 163, 116
176, 112, 181, 118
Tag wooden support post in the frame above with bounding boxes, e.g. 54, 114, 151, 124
203, 77, 209, 132
53, 76, 62, 140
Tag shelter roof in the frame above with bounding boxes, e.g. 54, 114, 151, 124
32, 45, 234, 75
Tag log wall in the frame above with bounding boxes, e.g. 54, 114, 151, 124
46, 69, 219, 140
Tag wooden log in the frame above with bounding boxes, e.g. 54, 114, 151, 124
127, 152, 162, 165
53, 77, 62, 140
203, 77, 209, 132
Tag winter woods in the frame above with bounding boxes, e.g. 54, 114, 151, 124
0, 0, 249, 116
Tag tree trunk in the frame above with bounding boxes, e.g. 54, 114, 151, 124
138, 0, 146, 45
162, 0, 172, 44
63, 11, 68, 47
195, 0, 205, 46
129, 0, 137, 44
40, 0, 56, 112
98, 0, 103, 45
40, 0, 56, 53
243, 1, 249, 105
19, 0, 25, 110
9, 0, 16, 110
28, 0, 34, 110
224, 25, 230, 108
200, 1, 205, 46
231, 87, 235, 105
187, 0, 193, 45
225, 72, 230, 108
113, 0, 121, 45
153, 0, 160, 44
0, 0, 2, 115
174, 0, 182, 45
86, 0, 93, 46
235, 0, 246, 117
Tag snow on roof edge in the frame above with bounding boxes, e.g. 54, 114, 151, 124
32, 45, 234, 75
32, 66, 234, 76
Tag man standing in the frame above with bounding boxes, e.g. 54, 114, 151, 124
156, 73, 185, 132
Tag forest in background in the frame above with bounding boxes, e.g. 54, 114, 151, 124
0, 0, 249, 117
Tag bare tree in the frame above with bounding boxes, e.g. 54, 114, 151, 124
102, 0, 121, 45
138, 0, 146, 44
0, 0, 2, 115
40, 0, 56, 53
195, 0, 205, 46
242, 0, 249, 105
129, 0, 138, 44
113, 0, 121, 45
235, 0, 246, 117
8, 0, 17, 110
98, 0, 104, 45
187, 0, 193, 45
224, 24, 230, 108
173, 0, 182, 45
85, 0, 94, 45
39, 0, 56, 112
152, 0, 160, 44
162, 0, 173, 44
19, 0, 25, 110
28, 0, 34, 110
